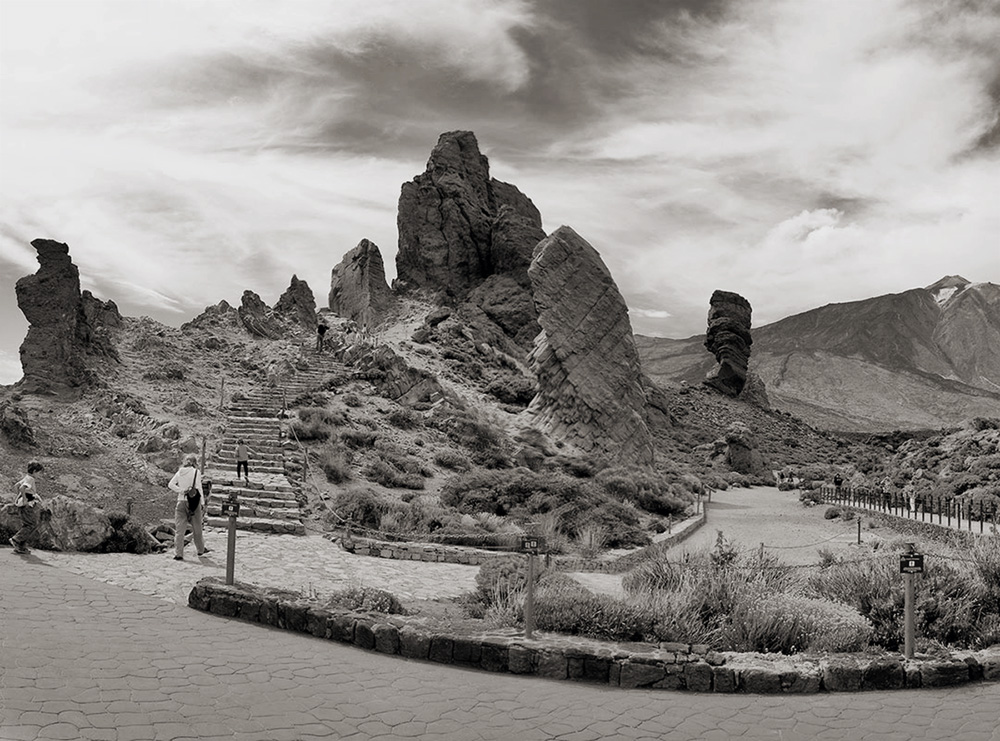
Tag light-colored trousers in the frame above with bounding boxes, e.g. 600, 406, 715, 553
174, 501, 205, 557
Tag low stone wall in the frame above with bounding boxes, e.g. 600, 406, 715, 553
337, 510, 707, 574
188, 577, 1000, 694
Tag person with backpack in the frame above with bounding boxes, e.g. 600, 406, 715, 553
168, 454, 210, 561
10, 460, 44, 555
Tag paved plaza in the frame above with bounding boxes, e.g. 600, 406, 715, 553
2, 543, 999, 741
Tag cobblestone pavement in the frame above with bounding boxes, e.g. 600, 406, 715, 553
41, 529, 480, 606
4, 549, 1000, 740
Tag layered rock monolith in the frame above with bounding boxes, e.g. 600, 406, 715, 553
704, 290, 753, 396
526, 226, 653, 465
329, 240, 393, 328
15, 239, 121, 395
273, 275, 317, 331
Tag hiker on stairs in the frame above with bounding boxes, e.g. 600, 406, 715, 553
236, 438, 254, 485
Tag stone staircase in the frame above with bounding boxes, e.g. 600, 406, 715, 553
204, 354, 350, 535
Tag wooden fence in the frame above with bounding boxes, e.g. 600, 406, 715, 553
820, 484, 999, 535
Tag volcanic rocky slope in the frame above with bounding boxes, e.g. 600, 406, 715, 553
639, 278, 1000, 432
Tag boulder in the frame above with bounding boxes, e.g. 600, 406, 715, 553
0, 401, 35, 448
0, 496, 113, 551
703, 290, 753, 396
15, 239, 121, 395
273, 275, 318, 331
724, 423, 768, 476
237, 290, 282, 338
526, 226, 654, 465
328, 240, 394, 328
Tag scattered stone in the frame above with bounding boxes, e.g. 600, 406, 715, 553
526, 226, 654, 465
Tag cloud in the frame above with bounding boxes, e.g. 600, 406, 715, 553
0, 349, 21, 387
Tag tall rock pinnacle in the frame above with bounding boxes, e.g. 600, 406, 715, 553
526, 226, 654, 465
15, 238, 120, 395
703, 290, 753, 396
395, 131, 545, 299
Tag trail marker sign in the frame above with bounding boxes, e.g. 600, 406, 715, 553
521, 537, 544, 554
221, 501, 241, 517
900, 554, 924, 574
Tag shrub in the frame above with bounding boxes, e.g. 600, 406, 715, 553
387, 407, 422, 430
484, 374, 536, 406
824, 506, 842, 520
475, 556, 540, 607
434, 449, 471, 472
535, 577, 655, 642
595, 466, 689, 517
290, 392, 328, 408
341, 429, 377, 449
290, 406, 346, 442
330, 488, 386, 531
318, 443, 352, 484
431, 408, 511, 468
799, 489, 824, 507
365, 460, 425, 490
95, 513, 158, 554
142, 365, 185, 381
343, 393, 363, 408
325, 585, 404, 614
322, 372, 353, 390
721, 592, 873, 654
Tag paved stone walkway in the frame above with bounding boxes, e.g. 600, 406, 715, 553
3, 546, 1000, 740
42, 529, 480, 606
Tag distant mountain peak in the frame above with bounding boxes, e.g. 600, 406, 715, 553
925, 275, 971, 306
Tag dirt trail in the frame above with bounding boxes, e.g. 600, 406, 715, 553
571, 485, 871, 597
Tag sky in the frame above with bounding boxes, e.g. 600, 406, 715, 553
1, 0, 999, 385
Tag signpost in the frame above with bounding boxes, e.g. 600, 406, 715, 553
521, 537, 545, 639
224, 494, 240, 585
900, 545, 923, 659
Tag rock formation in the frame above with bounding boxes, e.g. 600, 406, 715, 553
329, 240, 393, 328
273, 275, 317, 331
395, 131, 544, 347
238, 290, 282, 338
15, 238, 121, 395
526, 226, 654, 465
704, 290, 753, 396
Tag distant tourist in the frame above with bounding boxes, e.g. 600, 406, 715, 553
316, 321, 328, 352
168, 454, 210, 561
10, 460, 44, 555
235, 438, 253, 485
833, 473, 843, 493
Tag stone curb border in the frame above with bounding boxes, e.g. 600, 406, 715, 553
189, 577, 1000, 694
334, 511, 708, 574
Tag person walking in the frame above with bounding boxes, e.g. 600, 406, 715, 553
168, 454, 210, 561
10, 460, 44, 555
316, 321, 328, 352
235, 438, 253, 485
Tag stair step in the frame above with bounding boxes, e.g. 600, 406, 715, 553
205, 517, 306, 535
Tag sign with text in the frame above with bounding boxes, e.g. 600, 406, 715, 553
521, 537, 545, 553
221, 501, 241, 517
899, 554, 924, 574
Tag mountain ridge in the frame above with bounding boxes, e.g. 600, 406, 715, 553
637, 278, 1000, 431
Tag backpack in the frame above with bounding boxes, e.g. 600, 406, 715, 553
185, 470, 201, 516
